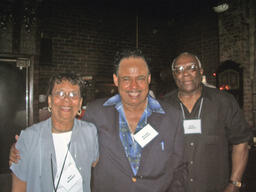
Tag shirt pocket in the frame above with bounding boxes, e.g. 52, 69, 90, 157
139, 138, 171, 177
196, 135, 226, 187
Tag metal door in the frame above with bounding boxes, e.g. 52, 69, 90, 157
0, 58, 30, 173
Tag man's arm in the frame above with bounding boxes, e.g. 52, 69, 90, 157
167, 107, 188, 192
11, 173, 26, 192
224, 142, 249, 192
9, 135, 20, 166
168, 161, 188, 192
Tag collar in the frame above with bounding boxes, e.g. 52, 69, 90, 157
103, 94, 165, 114
175, 83, 210, 99
200, 84, 214, 100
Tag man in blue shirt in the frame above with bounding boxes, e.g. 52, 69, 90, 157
83, 49, 187, 192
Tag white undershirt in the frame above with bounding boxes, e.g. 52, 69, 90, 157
52, 131, 83, 192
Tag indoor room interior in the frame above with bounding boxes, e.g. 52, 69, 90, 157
0, 0, 256, 191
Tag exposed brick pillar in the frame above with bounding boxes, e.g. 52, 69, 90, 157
218, 0, 254, 127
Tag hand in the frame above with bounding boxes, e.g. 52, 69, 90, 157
223, 183, 240, 192
92, 158, 99, 168
9, 135, 20, 166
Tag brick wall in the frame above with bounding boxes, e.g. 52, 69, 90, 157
168, 9, 219, 86
38, 3, 136, 103
0, 1, 254, 125
37, 2, 176, 103
218, 0, 255, 127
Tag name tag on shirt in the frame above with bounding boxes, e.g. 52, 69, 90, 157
61, 156, 82, 191
183, 119, 202, 134
134, 124, 159, 148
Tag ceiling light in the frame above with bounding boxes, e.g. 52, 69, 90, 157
213, 3, 229, 13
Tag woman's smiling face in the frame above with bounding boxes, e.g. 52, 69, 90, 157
48, 80, 82, 126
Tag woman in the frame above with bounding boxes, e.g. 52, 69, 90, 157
10, 72, 99, 192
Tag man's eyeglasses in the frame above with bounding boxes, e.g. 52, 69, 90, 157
53, 91, 80, 99
173, 63, 199, 74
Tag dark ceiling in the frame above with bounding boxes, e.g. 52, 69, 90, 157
1, 0, 226, 21
82, 0, 221, 17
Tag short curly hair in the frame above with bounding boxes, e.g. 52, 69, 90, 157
47, 72, 84, 97
113, 48, 151, 75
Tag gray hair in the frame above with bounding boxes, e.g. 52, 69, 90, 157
171, 52, 202, 71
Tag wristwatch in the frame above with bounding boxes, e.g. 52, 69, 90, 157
229, 180, 242, 188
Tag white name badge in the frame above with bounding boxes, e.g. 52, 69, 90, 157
61, 156, 82, 191
183, 119, 202, 134
133, 124, 159, 148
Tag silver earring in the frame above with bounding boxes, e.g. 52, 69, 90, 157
48, 106, 52, 112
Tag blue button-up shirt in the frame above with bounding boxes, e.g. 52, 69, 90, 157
104, 94, 165, 175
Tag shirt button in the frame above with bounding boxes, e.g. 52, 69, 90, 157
190, 142, 194, 146
190, 161, 194, 165
190, 178, 194, 182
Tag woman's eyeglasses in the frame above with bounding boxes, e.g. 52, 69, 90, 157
53, 91, 80, 99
